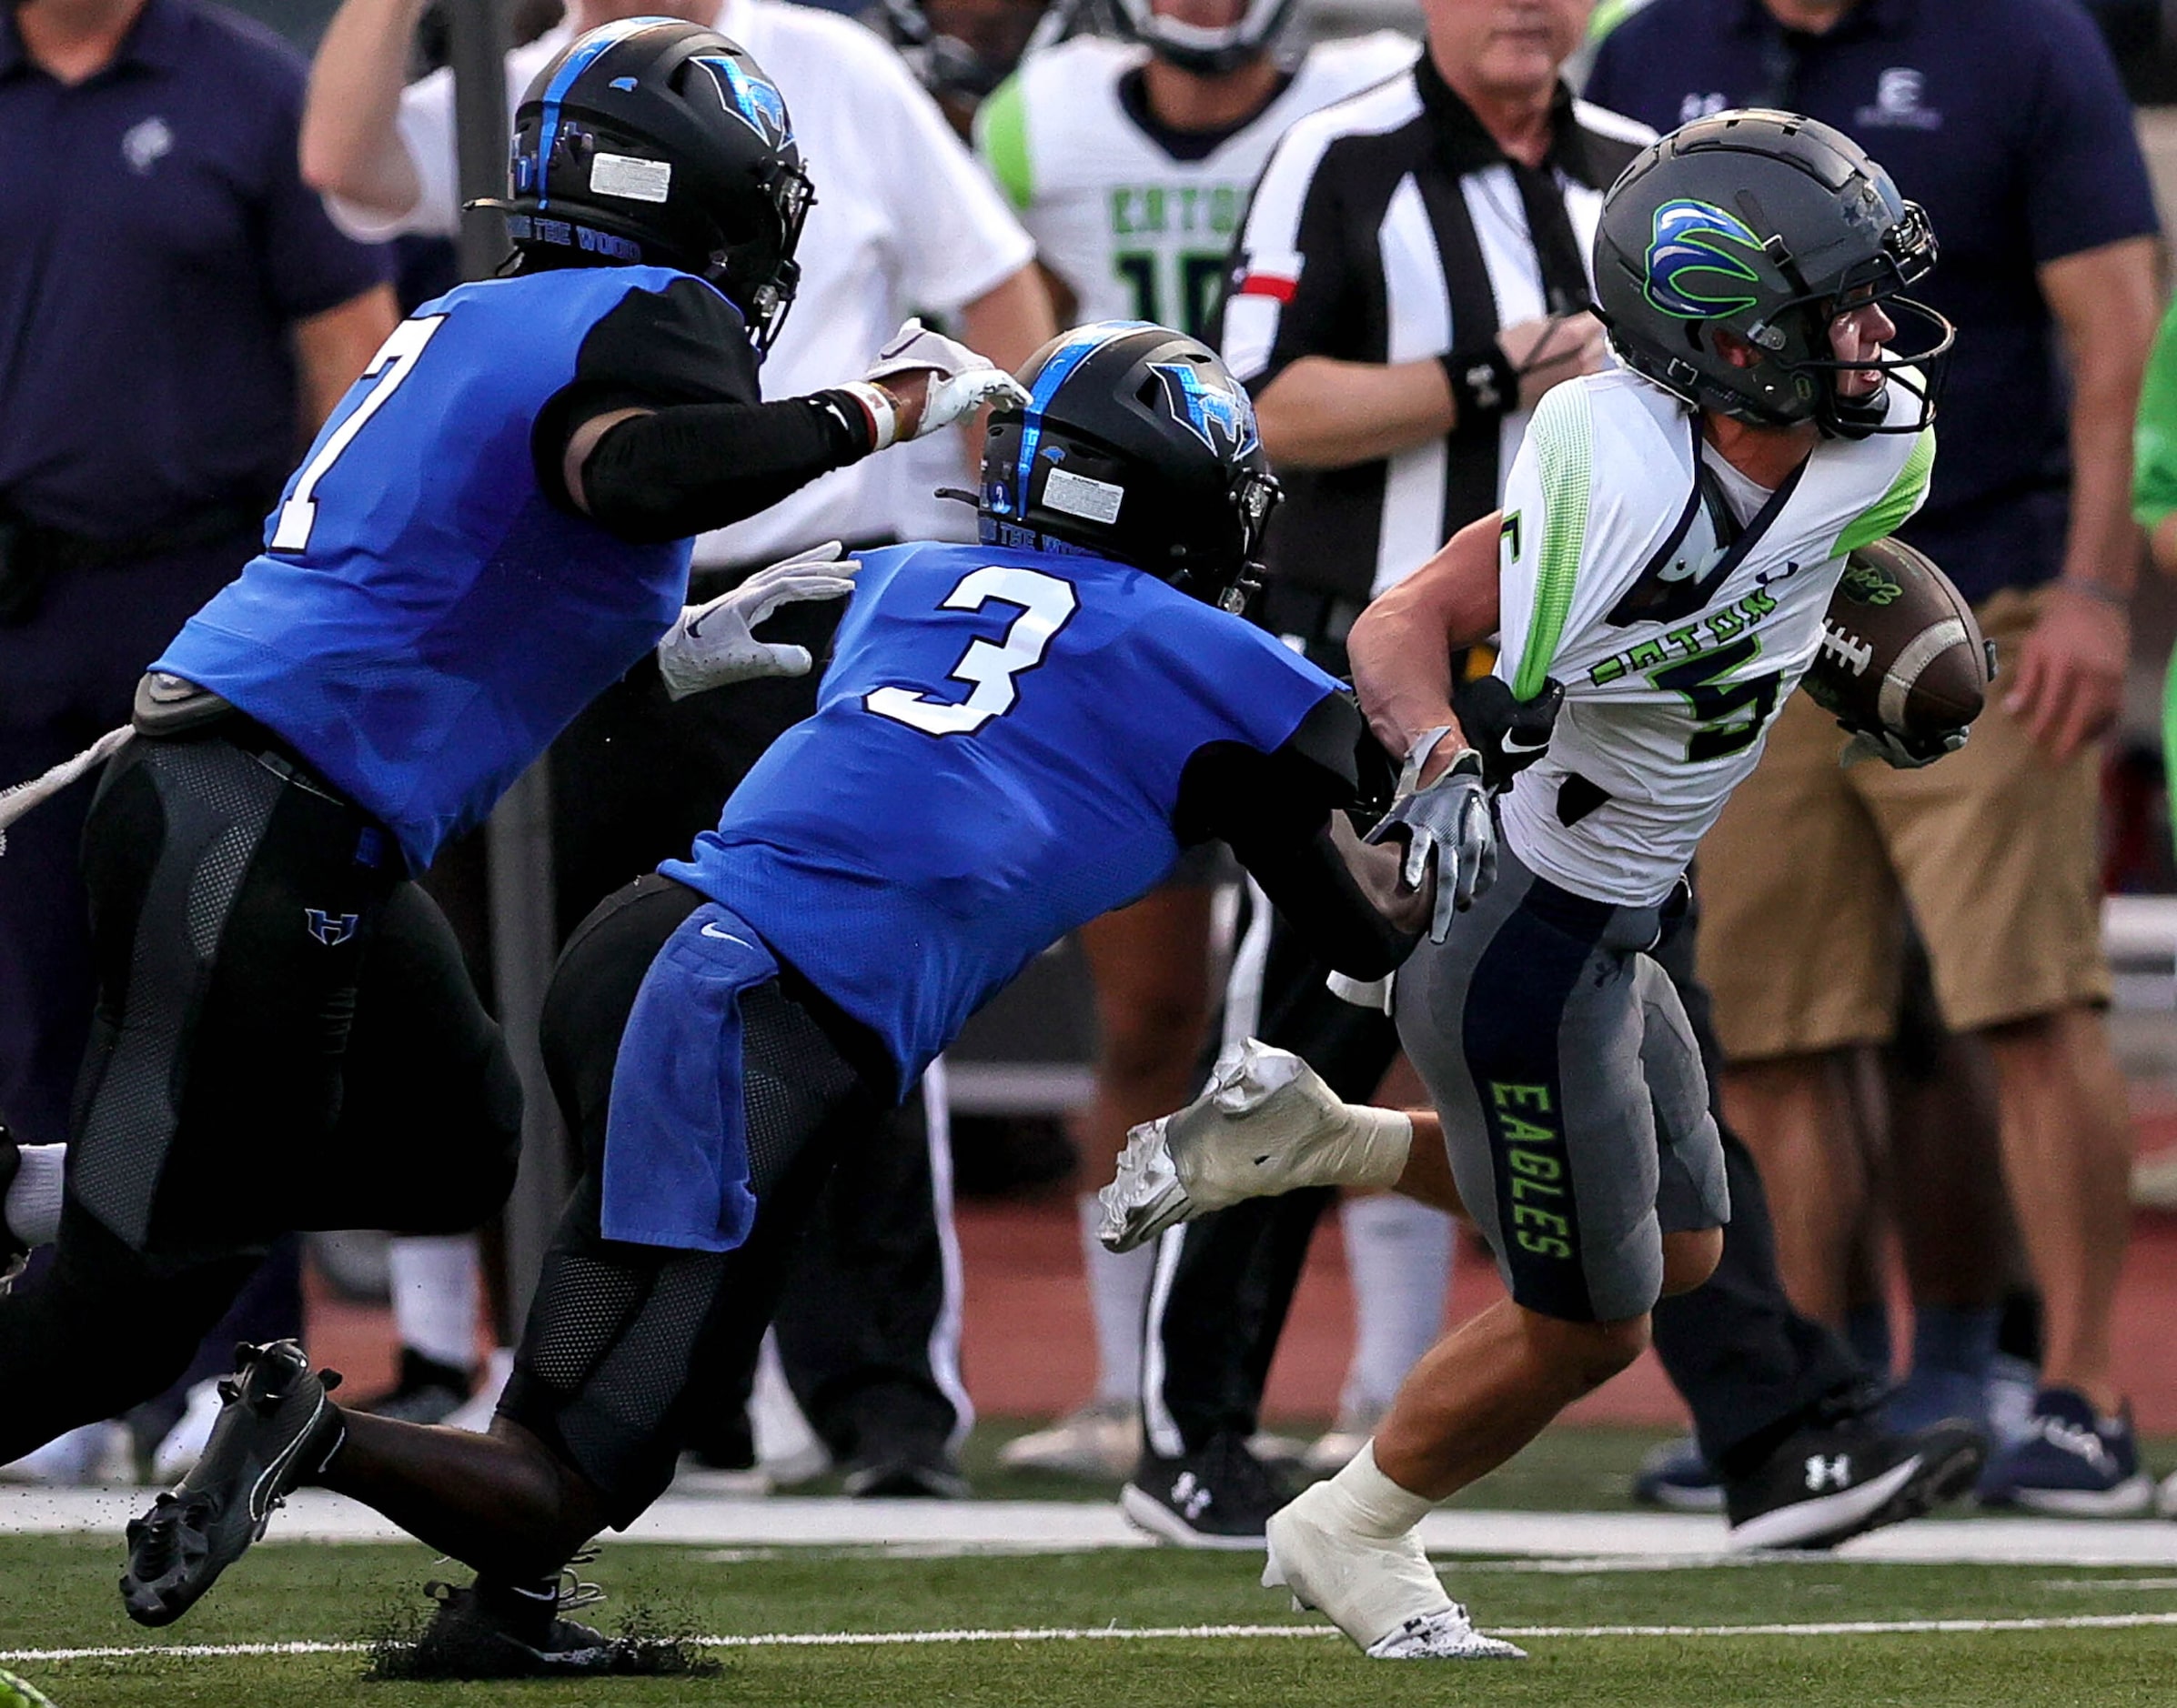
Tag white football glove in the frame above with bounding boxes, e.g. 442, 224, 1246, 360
841, 318, 1031, 449
655, 543, 860, 700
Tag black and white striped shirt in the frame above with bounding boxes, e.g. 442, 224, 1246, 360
1219, 57, 1650, 606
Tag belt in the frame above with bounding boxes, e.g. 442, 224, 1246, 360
0, 502, 267, 625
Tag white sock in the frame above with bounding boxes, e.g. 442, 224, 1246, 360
1339, 1194, 1453, 1419
5, 1143, 66, 1249
1079, 1194, 1154, 1406
1323, 1440, 1436, 1538
387, 1234, 480, 1372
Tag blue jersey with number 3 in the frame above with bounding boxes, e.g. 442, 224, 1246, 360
662, 541, 1343, 1089
155, 267, 703, 872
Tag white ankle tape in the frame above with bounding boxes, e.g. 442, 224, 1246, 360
5, 1143, 66, 1250
1327, 1442, 1436, 1539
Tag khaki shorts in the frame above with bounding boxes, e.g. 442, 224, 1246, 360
1696, 587, 2111, 1062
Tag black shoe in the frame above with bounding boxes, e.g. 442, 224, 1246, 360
120, 1341, 344, 1626
1121, 1434, 1291, 1550
842, 1453, 970, 1499
0, 1122, 25, 1294
402, 1574, 620, 1678
1725, 1415, 1985, 1551
353, 1349, 472, 1426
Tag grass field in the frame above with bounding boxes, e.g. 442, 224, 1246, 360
5, 1427, 2177, 1706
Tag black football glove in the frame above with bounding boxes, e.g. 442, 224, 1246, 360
1452, 675, 1563, 791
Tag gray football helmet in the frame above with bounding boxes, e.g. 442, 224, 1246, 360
1592, 109, 1952, 437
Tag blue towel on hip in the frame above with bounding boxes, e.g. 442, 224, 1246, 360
600, 901, 778, 1252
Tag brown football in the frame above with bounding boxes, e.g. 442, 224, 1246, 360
1804, 537, 1993, 738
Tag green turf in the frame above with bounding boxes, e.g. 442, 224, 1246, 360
4, 1532, 2177, 1706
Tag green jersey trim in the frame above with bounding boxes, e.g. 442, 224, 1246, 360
1513, 385, 1595, 701
978, 76, 1033, 212
1832, 426, 1936, 558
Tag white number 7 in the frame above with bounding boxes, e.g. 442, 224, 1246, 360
270, 314, 447, 554
865, 565, 1079, 736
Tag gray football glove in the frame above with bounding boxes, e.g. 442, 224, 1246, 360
1839, 722, 1968, 770
1364, 728, 1495, 941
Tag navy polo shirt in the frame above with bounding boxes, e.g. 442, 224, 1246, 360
0, 0, 388, 541
1587, 0, 2161, 602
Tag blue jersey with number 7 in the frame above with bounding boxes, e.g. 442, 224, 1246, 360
662, 540, 1342, 1089
153, 267, 707, 873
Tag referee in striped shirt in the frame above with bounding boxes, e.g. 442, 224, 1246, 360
1125, 0, 1970, 1553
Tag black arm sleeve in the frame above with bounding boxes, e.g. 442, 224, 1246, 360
1174, 692, 1417, 980
529, 273, 877, 546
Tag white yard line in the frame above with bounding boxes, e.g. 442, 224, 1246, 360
10, 1488, 2177, 1566
7, 1611, 2177, 1666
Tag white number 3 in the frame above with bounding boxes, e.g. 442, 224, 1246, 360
865, 566, 1079, 737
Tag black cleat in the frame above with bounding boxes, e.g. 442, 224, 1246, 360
842, 1452, 970, 1500
120, 1340, 344, 1626
353, 1348, 472, 1426
399, 1573, 621, 1679
1121, 1433, 1292, 1550
1726, 1415, 1985, 1551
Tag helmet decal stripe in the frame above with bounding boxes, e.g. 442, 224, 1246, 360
1013, 320, 1154, 508
1643, 198, 1767, 320
533, 16, 672, 212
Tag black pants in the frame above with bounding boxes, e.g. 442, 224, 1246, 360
547, 574, 963, 1467
504, 876, 891, 1519
0, 730, 520, 1463
1144, 879, 1865, 1477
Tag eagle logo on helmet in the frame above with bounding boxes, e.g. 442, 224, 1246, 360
1152, 360, 1260, 460
692, 54, 791, 149
1644, 199, 1767, 321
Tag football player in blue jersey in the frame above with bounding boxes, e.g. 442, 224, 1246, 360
133, 319, 1490, 1673
0, 15, 1025, 1542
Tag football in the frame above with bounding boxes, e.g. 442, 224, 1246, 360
1804, 537, 1994, 738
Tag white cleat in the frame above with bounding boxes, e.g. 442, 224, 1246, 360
1262, 1482, 1525, 1661
998, 1402, 1136, 1480
1096, 1041, 1410, 1253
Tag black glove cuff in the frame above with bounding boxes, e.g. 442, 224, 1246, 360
1441, 344, 1519, 437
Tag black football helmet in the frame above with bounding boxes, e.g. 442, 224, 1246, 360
1592, 109, 1952, 436
978, 321, 1280, 610
480, 18, 812, 352
1109, 0, 1296, 75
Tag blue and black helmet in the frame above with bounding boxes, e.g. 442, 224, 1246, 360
977, 322, 1281, 610
480, 18, 811, 351
1593, 109, 1951, 436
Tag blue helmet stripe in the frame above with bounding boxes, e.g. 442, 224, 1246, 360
534, 16, 670, 211
1013, 320, 1155, 508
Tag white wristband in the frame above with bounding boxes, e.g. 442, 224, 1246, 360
838, 380, 899, 453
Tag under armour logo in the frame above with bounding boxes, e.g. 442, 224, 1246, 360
1465, 363, 1503, 413
1804, 1453, 1852, 1492
305, 909, 359, 947
1171, 1471, 1212, 1521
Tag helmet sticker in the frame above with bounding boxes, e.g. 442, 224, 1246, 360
590, 152, 672, 205
1644, 199, 1767, 321
1151, 360, 1260, 459
1012, 321, 1154, 509
691, 54, 792, 150
1043, 467, 1124, 526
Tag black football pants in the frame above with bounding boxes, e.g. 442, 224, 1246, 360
1143, 879, 1867, 1478
501, 875, 894, 1518
547, 567, 965, 1469
0, 728, 520, 1465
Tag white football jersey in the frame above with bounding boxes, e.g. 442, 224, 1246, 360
1494, 369, 1935, 907
978, 33, 1416, 337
